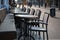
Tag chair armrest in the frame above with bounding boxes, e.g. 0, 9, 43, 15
31, 21, 48, 25
27, 19, 43, 23
36, 21, 48, 25
36, 19, 43, 22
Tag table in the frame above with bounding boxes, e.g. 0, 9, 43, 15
11, 8, 28, 15
15, 15, 38, 19
10, 8, 29, 26
15, 14, 38, 40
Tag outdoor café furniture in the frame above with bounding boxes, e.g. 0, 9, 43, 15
27, 8, 31, 14
29, 9, 35, 15
10, 7, 28, 33
15, 14, 38, 40
10, 7, 28, 28
27, 9, 42, 27
11, 8, 28, 15
29, 12, 49, 40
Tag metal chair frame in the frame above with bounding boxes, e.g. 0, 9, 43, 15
29, 12, 49, 40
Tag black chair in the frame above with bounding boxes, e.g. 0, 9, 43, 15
27, 8, 31, 14
29, 12, 49, 40
29, 9, 35, 15
26, 10, 42, 38
22, 7, 26, 12
27, 9, 42, 27
34, 9, 42, 26
34, 9, 41, 19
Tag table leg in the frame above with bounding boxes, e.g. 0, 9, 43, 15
18, 19, 35, 40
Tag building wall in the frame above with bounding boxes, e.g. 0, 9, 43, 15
0, 0, 9, 12
4, 0, 9, 11
0, 0, 1, 8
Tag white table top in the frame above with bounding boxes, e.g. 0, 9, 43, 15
15, 15, 38, 19
11, 8, 28, 14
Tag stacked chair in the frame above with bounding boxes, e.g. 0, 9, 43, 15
29, 9, 35, 15
27, 8, 31, 14
28, 12, 49, 40
27, 9, 42, 27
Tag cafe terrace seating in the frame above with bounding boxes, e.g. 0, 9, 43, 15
29, 12, 49, 40
12, 6, 49, 40
27, 9, 42, 26
29, 9, 35, 15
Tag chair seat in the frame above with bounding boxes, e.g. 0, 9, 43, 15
27, 20, 39, 25
30, 27, 47, 32
27, 19, 43, 24
27, 20, 35, 23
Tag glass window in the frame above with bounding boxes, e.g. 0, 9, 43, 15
1, 0, 4, 5
0, 0, 4, 8
0, 0, 1, 8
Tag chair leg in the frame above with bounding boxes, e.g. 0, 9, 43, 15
38, 31, 41, 39
46, 31, 48, 40
37, 23, 40, 27
43, 32, 45, 40
32, 25, 35, 36
35, 25, 38, 36
30, 26, 31, 40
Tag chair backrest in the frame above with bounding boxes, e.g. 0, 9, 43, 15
38, 10, 41, 19
30, 9, 35, 15
43, 12, 49, 24
22, 7, 26, 12
34, 9, 41, 19
27, 8, 30, 14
